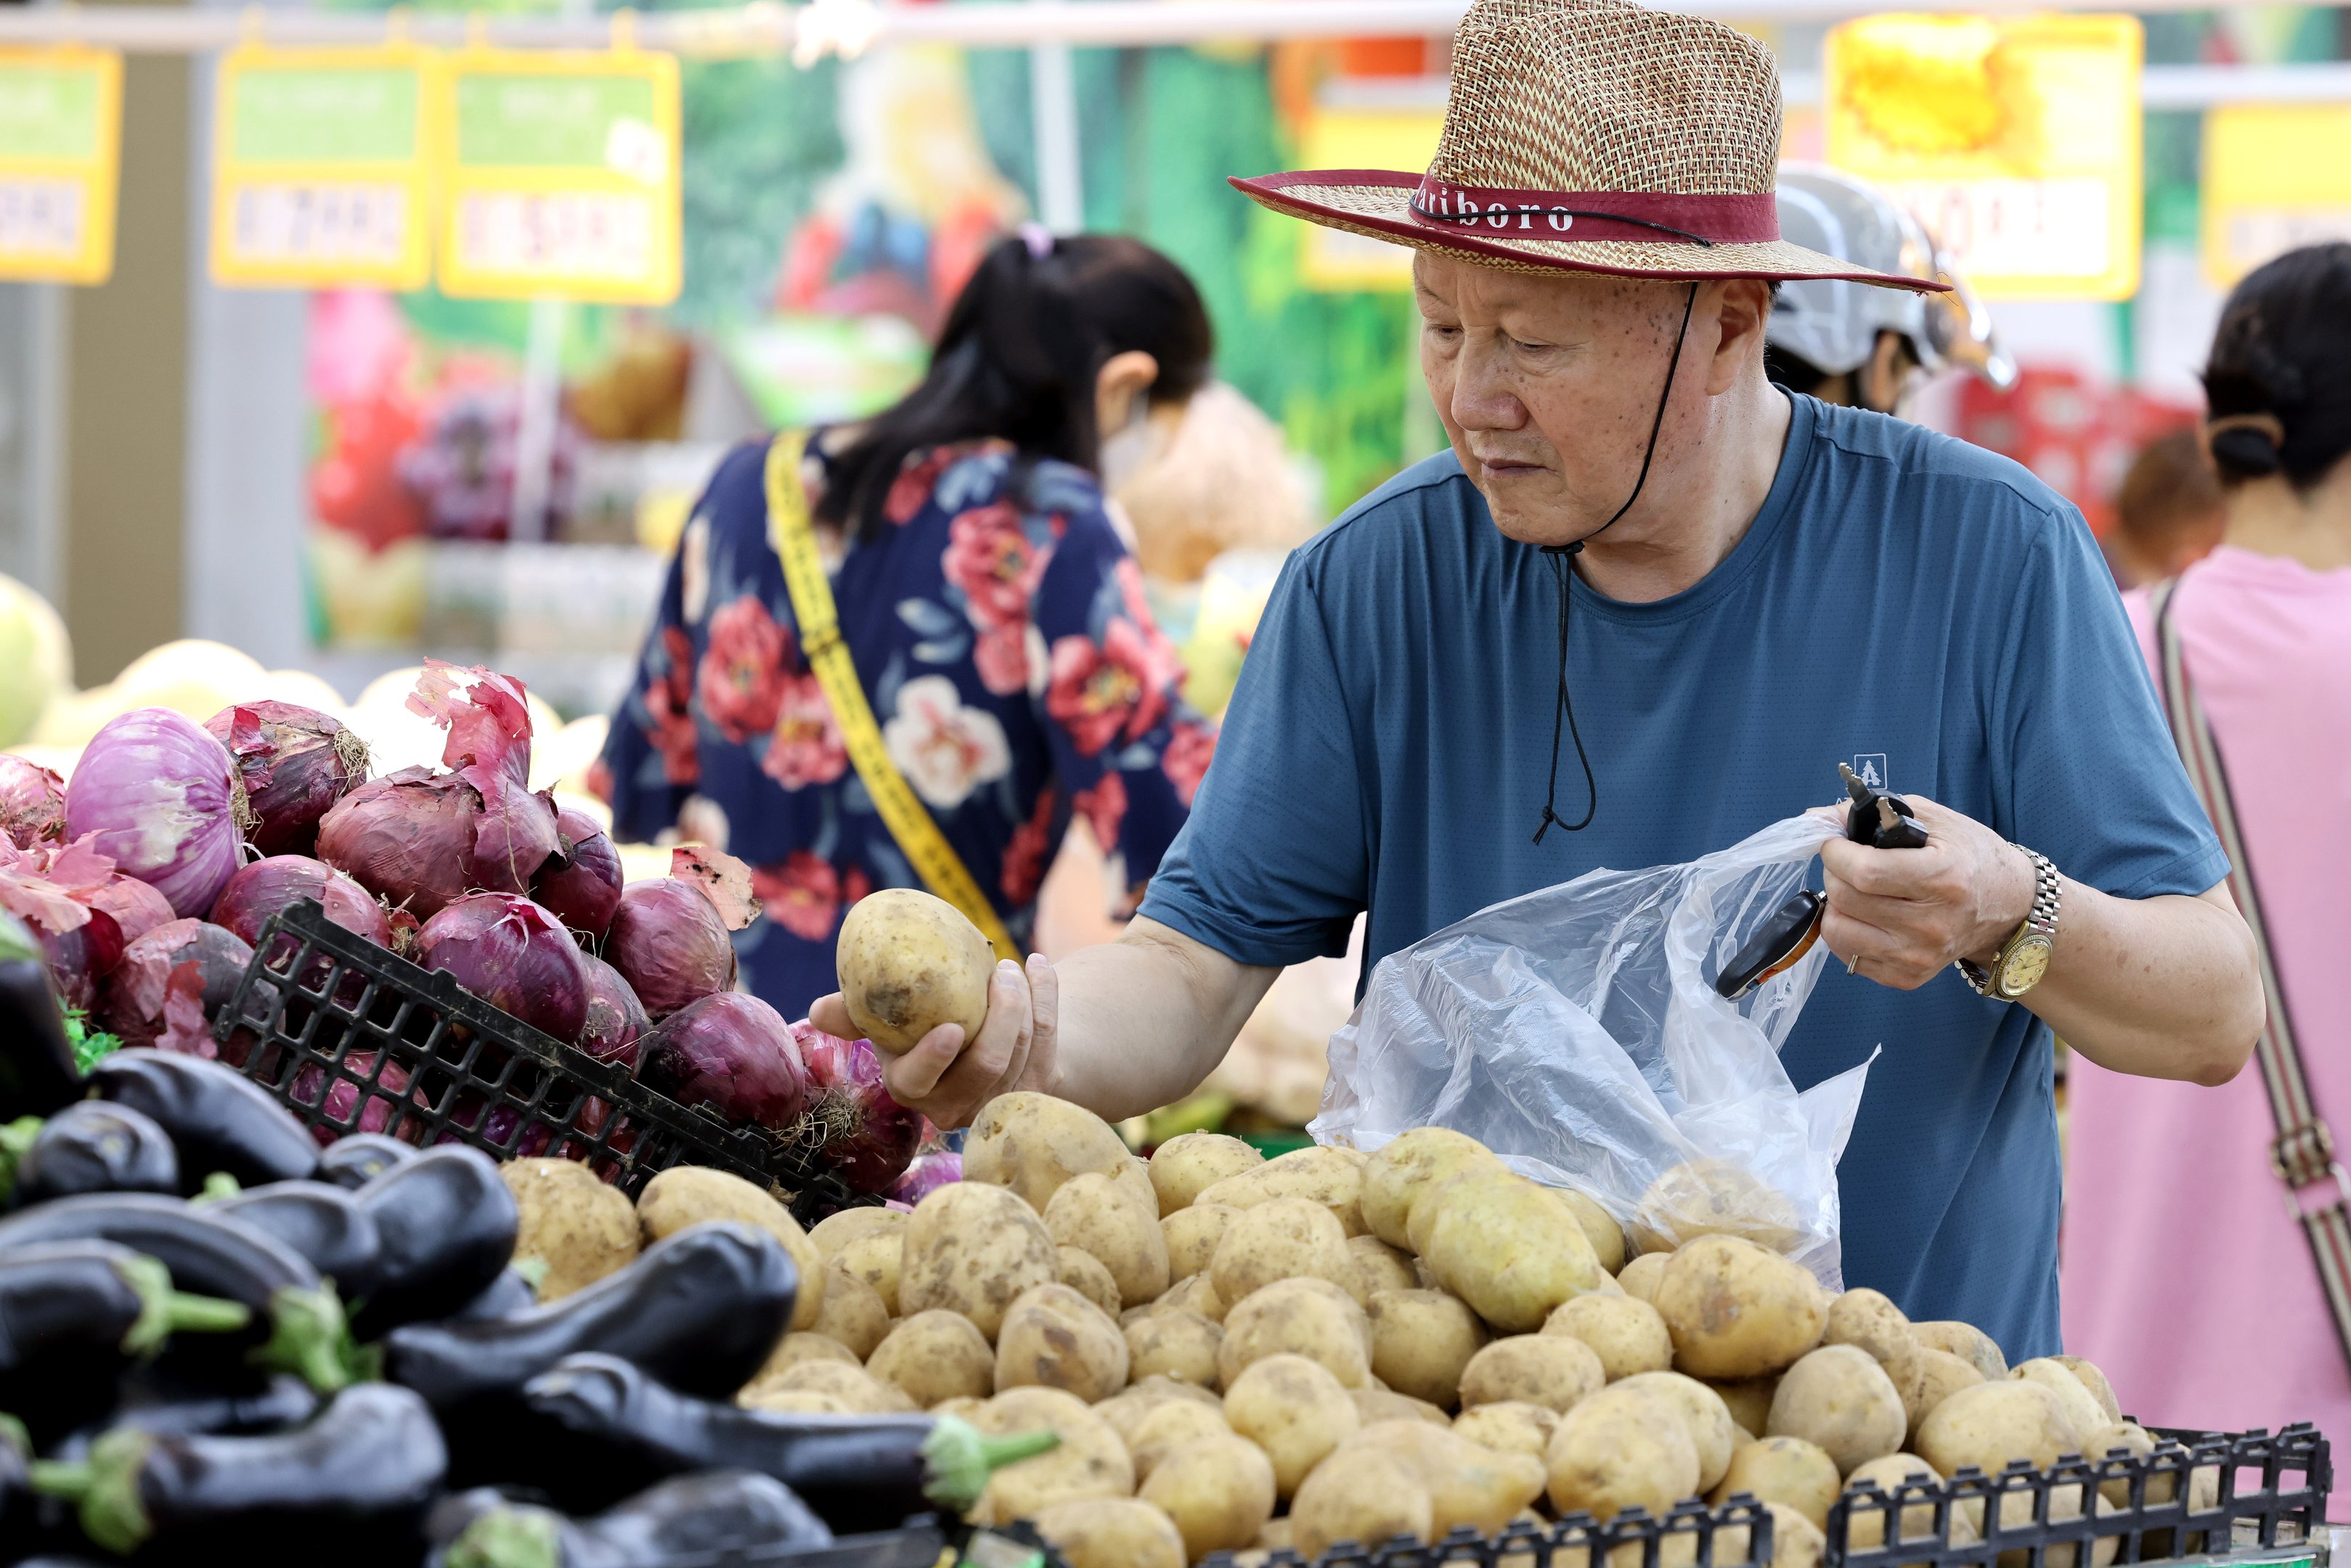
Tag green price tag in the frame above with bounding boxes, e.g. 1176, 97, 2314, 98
0, 65, 100, 160
455, 73, 656, 170
232, 67, 418, 164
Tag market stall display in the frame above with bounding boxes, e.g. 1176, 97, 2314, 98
1, 659, 921, 1206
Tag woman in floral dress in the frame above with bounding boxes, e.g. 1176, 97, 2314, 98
598, 232, 1219, 1019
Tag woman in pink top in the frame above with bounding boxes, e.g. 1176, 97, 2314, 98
2063, 243, 2351, 1442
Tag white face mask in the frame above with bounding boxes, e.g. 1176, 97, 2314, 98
1098, 399, 1158, 497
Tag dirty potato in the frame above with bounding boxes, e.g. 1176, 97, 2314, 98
1348, 1233, 1419, 1297
1460, 1334, 1607, 1416
964, 1091, 1135, 1214
835, 887, 993, 1055
1419, 1171, 1608, 1333
1125, 1310, 1222, 1387
1618, 1252, 1670, 1303
811, 1259, 892, 1359
1617, 1371, 1738, 1493
970, 1387, 1136, 1524
1209, 1196, 1364, 1309
1149, 1132, 1264, 1215
506, 1157, 639, 1303
1216, 1277, 1372, 1389
1224, 1352, 1361, 1497
1125, 1399, 1234, 1480
1093, 1375, 1225, 1449
995, 1282, 1130, 1402
1710, 1437, 1842, 1529
1768, 1345, 1908, 1476
1652, 1236, 1828, 1380
1140, 1435, 1278, 1562
834, 1229, 904, 1318
899, 1179, 1059, 1342
1032, 1498, 1186, 1568
1544, 1381, 1701, 1522
1164, 1204, 1241, 1284
868, 1309, 995, 1407
1453, 1400, 1559, 1462
1911, 1321, 2008, 1382
1059, 1246, 1124, 1319
1367, 1289, 1488, 1409
1545, 1294, 1674, 1381
1048, 1172, 1173, 1307
1360, 1128, 1505, 1251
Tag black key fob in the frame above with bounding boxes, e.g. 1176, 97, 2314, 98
1714, 889, 1825, 1000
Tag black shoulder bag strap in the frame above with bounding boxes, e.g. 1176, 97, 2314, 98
2151, 576, 2351, 1365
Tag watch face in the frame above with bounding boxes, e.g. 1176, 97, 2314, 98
2000, 936, 2053, 996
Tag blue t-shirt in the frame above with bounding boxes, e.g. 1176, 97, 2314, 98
1139, 393, 2227, 1360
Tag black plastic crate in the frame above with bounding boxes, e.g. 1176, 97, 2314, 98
213, 897, 877, 1220
638, 1517, 1060, 1568
1202, 1426, 2328, 1568
1205, 1493, 1777, 1568
1832, 1424, 2330, 1568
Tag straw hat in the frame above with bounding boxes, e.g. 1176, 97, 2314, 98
1233, 0, 1941, 291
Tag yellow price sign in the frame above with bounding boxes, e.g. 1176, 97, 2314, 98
211, 44, 442, 290
2202, 105, 2351, 289
0, 46, 122, 285
1826, 14, 2142, 301
1295, 101, 1443, 292
434, 39, 680, 304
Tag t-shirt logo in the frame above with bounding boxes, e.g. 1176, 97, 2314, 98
1851, 754, 1888, 791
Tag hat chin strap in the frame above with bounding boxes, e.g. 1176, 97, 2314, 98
1531, 279, 1700, 845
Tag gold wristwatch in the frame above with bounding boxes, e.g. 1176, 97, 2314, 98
1957, 846, 2061, 1000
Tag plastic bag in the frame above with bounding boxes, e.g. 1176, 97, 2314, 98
1311, 813, 1874, 1286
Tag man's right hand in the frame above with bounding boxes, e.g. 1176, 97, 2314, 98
809, 953, 1062, 1130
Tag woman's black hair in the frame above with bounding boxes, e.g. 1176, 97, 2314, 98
815, 232, 1215, 541
2202, 242, 2351, 490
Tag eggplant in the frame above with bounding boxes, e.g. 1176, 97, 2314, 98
28, 1381, 446, 1563
86, 1050, 319, 1191
384, 1222, 794, 1412
208, 1181, 383, 1298
347, 1145, 516, 1338
0, 1194, 355, 1395
0, 1242, 252, 1441
448, 1267, 539, 1323
5, 1101, 180, 1206
521, 1353, 1057, 1532
0, 910, 81, 1121
102, 1371, 321, 1442
433, 1471, 831, 1568
315, 1132, 416, 1191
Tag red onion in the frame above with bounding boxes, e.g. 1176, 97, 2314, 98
417, 892, 588, 1043
316, 664, 559, 918
316, 769, 477, 920
533, 807, 624, 941
65, 709, 245, 917
793, 1020, 922, 1193
604, 878, 736, 1020
636, 992, 807, 1131
888, 1150, 962, 1206
0, 755, 65, 849
86, 874, 174, 946
211, 855, 393, 950
39, 905, 122, 1013
290, 1051, 424, 1148
205, 701, 370, 857
155, 961, 219, 1058
576, 951, 648, 1071
99, 917, 254, 1048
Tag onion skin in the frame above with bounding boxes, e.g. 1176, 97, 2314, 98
576, 952, 648, 1071
211, 854, 394, 950
636, 992, 808, 1132
603, 878, 736, 1021
98, 916, 254, 1048
204, 701, 370, 857
532, 807, 624, 942
794, 1020, 922, 1193
86, 873, 175, 946
64, 709, 244, 918
417, 892, 588, 1044
0, 755, 66, 849
316, 767, 558, 921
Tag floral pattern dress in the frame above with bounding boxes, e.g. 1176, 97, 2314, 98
598, 436, 1213, 1021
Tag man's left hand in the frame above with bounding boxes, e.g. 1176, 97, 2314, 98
1816, 796, 2035, 990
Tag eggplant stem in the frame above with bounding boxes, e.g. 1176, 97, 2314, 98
192, 1170, 242, 1204
447, 1507, 562, 1568
0, 1412, 28, 1460
251, 1285, 356, 1394
921, 1414, 1062, 1511
113, 1254, 253, 1355
36, 1429, 153, 1555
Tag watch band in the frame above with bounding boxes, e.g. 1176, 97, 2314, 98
1957, 846, 2061, 998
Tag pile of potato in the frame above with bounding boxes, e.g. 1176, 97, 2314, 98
510, 1105, 2207, 1568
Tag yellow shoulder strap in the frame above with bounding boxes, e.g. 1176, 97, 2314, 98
764, 432, 1020, 963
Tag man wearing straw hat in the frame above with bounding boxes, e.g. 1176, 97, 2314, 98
820, 0, 2262, 1355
